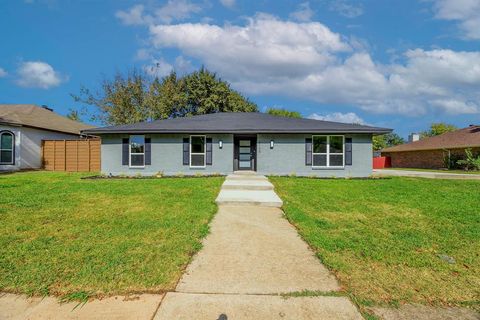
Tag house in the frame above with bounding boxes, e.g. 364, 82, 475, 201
83, 112, 390, 177
0, 104, 94, 171
381, 125, 480, 169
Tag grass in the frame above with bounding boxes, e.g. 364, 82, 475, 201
383, 167, 480, 174
0, 171, 223, 298
270, 176, 480, 308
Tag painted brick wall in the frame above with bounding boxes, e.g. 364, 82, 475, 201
382, 147, 480, 169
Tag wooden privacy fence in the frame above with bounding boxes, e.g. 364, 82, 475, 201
42, 139, 100, 172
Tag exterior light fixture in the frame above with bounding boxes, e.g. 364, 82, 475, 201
270, 140, 274, 149
219, 140, 223, 149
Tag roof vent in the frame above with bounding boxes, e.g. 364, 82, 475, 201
41, 105, 53, 112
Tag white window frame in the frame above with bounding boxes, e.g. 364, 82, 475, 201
129, 135, 145, 168
190, 135, 206, 168
0, 131, 14, 165
312, 135, 345, 169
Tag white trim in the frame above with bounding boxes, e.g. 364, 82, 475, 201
312, 135, 345, 169
129, 135, 145, 168
190, 135, 206, 168
0, 131, 15, 165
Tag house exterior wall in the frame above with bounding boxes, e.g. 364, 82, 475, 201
100, 133, 374, 177
257, 133, 373, 177
0, 125, 80, 171
101, 133, 234, 176
382, 147, 480, 169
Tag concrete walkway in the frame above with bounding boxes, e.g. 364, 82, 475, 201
373, 169, 480, 180
156, 172, 363, 319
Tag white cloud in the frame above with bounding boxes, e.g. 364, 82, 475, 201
290, 2, 314, 22
329, 0, 363, 18
116, 4, 147, 26
116, 0, 202, 26
144, 58, 173, 78
308, 112, 366, 124
0, 67, 7, 77
220, 0, 235, 8
16, 61, 65, 89
432, 0, 480, 40
126, 13, 480, 116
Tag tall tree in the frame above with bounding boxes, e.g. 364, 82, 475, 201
72, 67, 257, 125
373, 133, 405, 151
421, 122, 458, 138
66, 109, 80, 121
266, 107, 302, 118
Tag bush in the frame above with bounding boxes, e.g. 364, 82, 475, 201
456, 148, 480, 171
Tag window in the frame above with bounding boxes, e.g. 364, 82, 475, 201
129, 135, 145, 167
190, 135, 206, 168
0, 131, 14, 165
312, 135, 344, 168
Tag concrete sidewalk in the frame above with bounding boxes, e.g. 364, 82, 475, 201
156, 172, 363, 319
373, 169, 480, 180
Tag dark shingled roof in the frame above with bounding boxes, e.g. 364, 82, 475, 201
82, 112, 391, 135
382, 125, 480, 152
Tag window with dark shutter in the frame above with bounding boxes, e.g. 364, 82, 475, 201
206, 138, 212, 165
305, 138, 312, 166
183, 138, 189, 165
345, 138, 352, 166
122, 138, 129, 165
145, 138, 151, 165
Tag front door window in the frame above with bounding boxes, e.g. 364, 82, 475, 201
238, 140, 252, 169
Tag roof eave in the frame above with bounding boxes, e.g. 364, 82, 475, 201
82, 128, 392, 135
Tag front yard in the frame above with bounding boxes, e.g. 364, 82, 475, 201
271, 177, 480, 308
0, 172, 223, 298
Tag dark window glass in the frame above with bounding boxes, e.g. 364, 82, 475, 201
313, 136, 327, 153
191, 154, 205, 167
130, 135, 144, 153
330, 154, 344, 166
313, 154, 327, 166
191, 136, 205, 153
329, 136, 343, 153
1, 133, 13, 150
131, 154, 144, 166
1, 150, 12, 163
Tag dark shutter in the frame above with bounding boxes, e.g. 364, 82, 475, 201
183, 138, 189, 165
122, 138, 129, 165
145, 138, 151, 165
305, 138, 312, 166
345, 138, 352, 166
206, 138, 213, 165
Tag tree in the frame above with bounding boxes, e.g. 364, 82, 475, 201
72, 67, 257, 125
373, 133, 405, 151
421, 122, 457, 138
266, 108, 302, 118
66, 109, 80, 121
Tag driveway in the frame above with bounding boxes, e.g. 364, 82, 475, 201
373, 169, 480, 180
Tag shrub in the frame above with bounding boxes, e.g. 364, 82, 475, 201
456, 148, 480, 171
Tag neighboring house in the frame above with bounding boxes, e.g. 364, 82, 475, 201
82, 112, 390, 177
0, 104, 94, 171
381, 125, 480, 169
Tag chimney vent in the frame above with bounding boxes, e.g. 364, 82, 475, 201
408, 133, 420, 142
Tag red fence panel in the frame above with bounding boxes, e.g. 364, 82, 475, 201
373, 156, 391, 169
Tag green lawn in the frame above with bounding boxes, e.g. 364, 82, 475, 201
0, 171, 223, 298
270, 177, 480, 308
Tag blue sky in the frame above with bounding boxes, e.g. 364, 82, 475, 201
1, 0, 479, 137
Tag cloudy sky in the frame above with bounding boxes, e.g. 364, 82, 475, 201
1, 0, 479, 136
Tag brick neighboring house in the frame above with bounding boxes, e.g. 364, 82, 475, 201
381, 125, 480, 169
